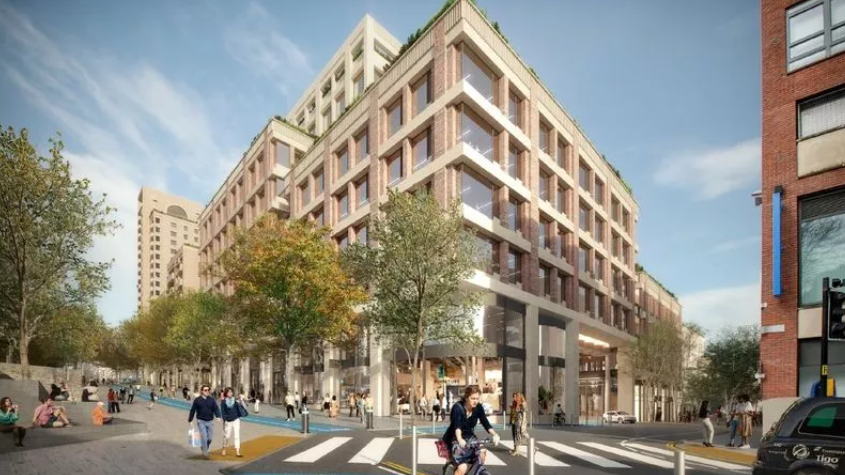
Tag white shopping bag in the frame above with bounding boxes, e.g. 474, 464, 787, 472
188, 428, 202, 448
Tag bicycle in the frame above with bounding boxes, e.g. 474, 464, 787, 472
438, 437, 498, 475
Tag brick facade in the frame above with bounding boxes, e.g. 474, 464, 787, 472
760, 0, 845, 399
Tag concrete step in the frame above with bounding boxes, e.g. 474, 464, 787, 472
0, 417, 147, 453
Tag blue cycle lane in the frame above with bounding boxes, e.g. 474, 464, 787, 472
123, 386, 351, 434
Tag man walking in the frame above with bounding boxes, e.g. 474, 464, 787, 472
285, 392, 295, 421
127, 385, 135, 404
188, 385, 221, 459
295, 391, 301, 413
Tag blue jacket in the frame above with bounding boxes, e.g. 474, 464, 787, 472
220, 399, 246, 422
188, 396, 221, 422
442, 400, 493, 446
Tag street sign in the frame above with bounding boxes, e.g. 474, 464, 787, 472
822, 365, 829, 376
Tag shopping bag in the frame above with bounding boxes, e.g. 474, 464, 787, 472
435, 439, 450, 459
188, 428, 202, 448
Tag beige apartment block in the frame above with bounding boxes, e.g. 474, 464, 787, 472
186, 0, 684, 422
136, 187, 203, 310
166, 244, 201, 294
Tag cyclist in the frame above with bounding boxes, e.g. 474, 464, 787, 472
442, 385, 500, 475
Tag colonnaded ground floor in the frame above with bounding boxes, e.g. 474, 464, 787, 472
146, 292, 679, 424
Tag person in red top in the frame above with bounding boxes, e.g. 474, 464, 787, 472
32, 397, 70, 428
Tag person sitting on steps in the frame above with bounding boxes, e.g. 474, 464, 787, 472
32, 397, 71, 428
91, 401, 113, 425
0, 397, 27, 447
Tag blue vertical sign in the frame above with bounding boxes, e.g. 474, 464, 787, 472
772, 186, 783, 297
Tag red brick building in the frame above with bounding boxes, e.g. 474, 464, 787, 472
761, 0, 845, 403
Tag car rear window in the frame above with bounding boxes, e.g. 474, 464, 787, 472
798, 403, 845, 438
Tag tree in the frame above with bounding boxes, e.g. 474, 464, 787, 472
97, 324, 138, 383
37, 304, 106, 378
220, 215, 366, 396
342, 190, 483, 420
124, 294, 182, 369
0, 126, 118, 378
685, 325, 760, 408
621, 319, 685, 422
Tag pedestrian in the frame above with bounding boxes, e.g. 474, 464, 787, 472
726, 399, 739, 447
188, 385, 221, 460
295, 391, 301, 413
432, 392, 441, 422
357, 393, 364, 421
348, 393, 356, 418
127, 385, 135, 404
737, 395, 753, 449
509, 392, 529, 456
302, 394, 308, 412
148, 389, 156, 410
254, 391, 262, 414
285, 392, 295, 421
419, 394, 428, 418
183, 386, 189, 401
220, 387, 246, 458
699, 400, 714, 447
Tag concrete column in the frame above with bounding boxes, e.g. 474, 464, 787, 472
369, 336, 391, 417
604, 354, 611, 413
616, 352, 634, 413
525, 305, 539, 419
565, 319, 580, 424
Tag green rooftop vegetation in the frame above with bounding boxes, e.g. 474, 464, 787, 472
635, 263, 676, 299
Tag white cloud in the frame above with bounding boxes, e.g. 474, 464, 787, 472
680, 282, 761, 338
224, 2, 314, 97
710, 235, 761, 253
0, 2, 233, 323
654, 137, 761, 200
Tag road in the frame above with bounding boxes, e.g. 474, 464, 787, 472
223, 423, 751, 475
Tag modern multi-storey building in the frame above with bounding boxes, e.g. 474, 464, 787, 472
136, 187, 203, 309
195, 0, 681, 420
760, 0, 845, 423
166, 244, 201, 294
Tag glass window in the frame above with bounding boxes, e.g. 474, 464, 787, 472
413, 129, 431, 170
388, 152, 403, 185
559, 275, 568, 304
462, 170, 494, 219
337, 191, 349, 218
414, 72, 430, 116
337, 232, 349, 250
539, 123, 550, 154
557, 139, 568, 168
579, 163, 591, 190
539, 171, 550, 201
356, 129, 369, 160
799, 87, 845, 138
323, 109, 331, 129
595, 179, 605, 205
462, 47, 494, 102
787, 0, 845, 71
595, 294, 604, 318
355, 73, 365, 97
277, 142, 290, 167
579, 285, 588, 313
355, 176, 368, 205
356, 225, 368, 245
461, 108, 494, 161
337, 148, 349, 177
579, 246, 589, 273
595, 256, 604, 281
475, 234, 499, 274
557, 185, 566, 214
540, 264, 551, 296
580, 204, 590, 232
313, 208, 325, 227
337, 94, 346, 115
300, 182, 310, 206
799, 403, 845, 437
508, 248, 522, 284
539, 218, 550, 249
800, 189, 845, 306
508, 90, 520, 127
595, 218, 605, 243
388, 99, 402, 136
623, 209, 631, 233
508, 145, 520, 180
314, 169, 324, 194
507, 198, 522, 232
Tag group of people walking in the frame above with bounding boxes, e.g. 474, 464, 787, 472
698, 395, 754, 449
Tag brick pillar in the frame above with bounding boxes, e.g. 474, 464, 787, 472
498, 241, 510, 284
551, 267, 561, 302
323, 140, 335, 226
433, 21, 447, 99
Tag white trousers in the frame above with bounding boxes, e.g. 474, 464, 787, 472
701, 417, 714, 444
223, 419, 241, 450
254, 400, 260, 412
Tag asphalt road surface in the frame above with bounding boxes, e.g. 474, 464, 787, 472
222, 423, 751, 475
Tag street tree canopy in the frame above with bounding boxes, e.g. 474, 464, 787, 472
686, 325, 760, 407
0, 126, 118, 378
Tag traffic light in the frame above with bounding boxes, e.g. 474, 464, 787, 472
830, 288, 845, 342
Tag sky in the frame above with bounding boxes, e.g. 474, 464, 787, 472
0, 0, 763, 339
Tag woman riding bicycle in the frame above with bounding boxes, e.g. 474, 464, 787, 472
442, 386, 500, 475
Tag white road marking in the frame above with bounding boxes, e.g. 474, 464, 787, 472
417, 438, 446, 465
499, 440, 569, 467
349, 437, 395, 465
539, 441, 630, 468
624, 443, 750, 471
284, 437, 352, 463
579, 442, 674, 469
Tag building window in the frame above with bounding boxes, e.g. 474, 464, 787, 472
508, 145, 521, 180
314, 169, 324, 194
556, 184, 566, 214
612, 233, 621, 258
579, 162, 591, 191
508, 90, 521, 128
558, 227, 569, 259
460, 108, 494, 161
337, 147, 349, 178
353, 175, 368, 205
277, 142, 290, 167
300, 182, 310, 206
356, 129, 369, 160
507, 248, 522, 284
595, 256, 604, 282
787, 0, 845, 72
539, 171, 550, 202
356, 225, 368, 245
612, 198, 621, 222
337, 191, 349, 219
539, 122, 550, 154
623, 209, 631, 233
387, 151, 403, 186
462, 170, 494, 219
579, 285, 589, 313
336, 94, 346, 115
540, 264, 551, 296
595, 179, 605, 206
413, 129, 431, 170
323, 108, 331, 129
507, 198, 522, 233
312, 207, 325, 227
476, 234, 500, 275
595, 217, 605, 244
799, 87, 845, 139
461, 46, 494, 102
557, 139, 568, 168
594, 294, 604, 319
539, 217, 551, 249
337, 232, 349, 250
800, 188, 845, 306
579, 246, 589, 274
579, 204, 591, 233
388, 99, 402, 137
413, 72, 431, 116
559, 274, 568, 305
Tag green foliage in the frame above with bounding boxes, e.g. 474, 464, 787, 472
621, 319, 684, 421
124, 293, 182, 367
685, 326, 760, 408
165, 291, 234, 365
97, 324, 138, 374
38, 305, 106, 367
0, 126, 119, 378
602, 155, 633, 194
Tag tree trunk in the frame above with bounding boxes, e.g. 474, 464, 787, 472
19, 328, 29, 380
410, 350, 419, 423
283, 344, 294, 396
6, 342, 14, 363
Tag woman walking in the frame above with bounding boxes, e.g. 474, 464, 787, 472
699, 400, 714, 447
510, 393, 529, 456
220, 387, 246, 458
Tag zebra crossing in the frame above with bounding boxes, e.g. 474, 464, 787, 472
276, 435, 751, 472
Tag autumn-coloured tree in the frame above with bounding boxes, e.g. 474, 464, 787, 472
342, 190, 483, 419
124, 294, 182, 371
221, 215, 366, 394
0, 126, 118, 378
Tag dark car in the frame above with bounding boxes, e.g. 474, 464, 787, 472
753, 397, 845, 475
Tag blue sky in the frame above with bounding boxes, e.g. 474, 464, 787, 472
0, 0, 762, 337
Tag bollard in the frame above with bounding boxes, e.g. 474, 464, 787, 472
366, 409, 374, 429
399, 411, 404, 439
502, 409, 507, 431
412, 425, 418, 475
528, 437, 535, 475
301, 407, 310, 434
432, 410, 436, 434
674, 449, 685, 475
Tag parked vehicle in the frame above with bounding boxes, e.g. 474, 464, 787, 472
602, 411, 637, 424
753, 397, 845, 475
